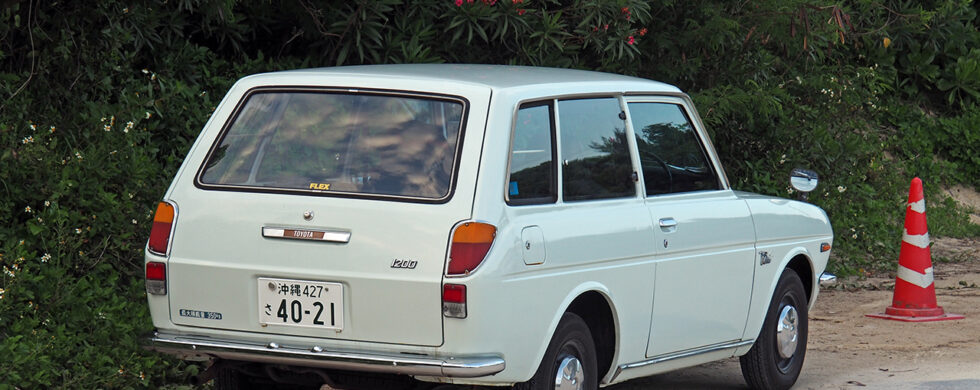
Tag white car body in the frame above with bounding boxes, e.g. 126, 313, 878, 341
144, 64, 833, 387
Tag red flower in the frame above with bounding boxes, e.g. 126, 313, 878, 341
603, 24, 609, 30
621, 7, 629, 14
455, 0, 463, 5
639, 28, 648, 36
517, 8, 526, 15
627, 36, 635, 45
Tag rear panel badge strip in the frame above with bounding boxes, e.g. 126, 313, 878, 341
262, 227, 351, 243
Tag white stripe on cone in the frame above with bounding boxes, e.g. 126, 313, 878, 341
897, 265, 934, 289
902, 229, 930, 249
908, 199, 926, 214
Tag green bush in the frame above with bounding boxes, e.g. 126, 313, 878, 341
0, 0, 977, 387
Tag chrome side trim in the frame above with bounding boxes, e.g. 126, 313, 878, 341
609, 340, 754, 383
262, 227, 351, 243
144, 332, 505, 378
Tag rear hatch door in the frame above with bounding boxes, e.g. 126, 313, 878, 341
163, 88, 486, 346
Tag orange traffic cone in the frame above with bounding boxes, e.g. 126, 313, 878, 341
867, 178, 964, 322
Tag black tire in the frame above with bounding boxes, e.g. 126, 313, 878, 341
740, 269, 809, 390
514, 312, 598, 390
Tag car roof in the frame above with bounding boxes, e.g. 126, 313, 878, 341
248, 64, 682, 94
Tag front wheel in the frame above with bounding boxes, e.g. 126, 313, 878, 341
740, 269, 809, 390
514, 312, 598, 390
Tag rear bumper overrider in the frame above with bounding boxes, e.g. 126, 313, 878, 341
143, 331, 505, 378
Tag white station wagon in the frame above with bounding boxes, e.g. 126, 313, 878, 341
143, 64, 833, 390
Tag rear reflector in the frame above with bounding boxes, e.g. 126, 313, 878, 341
148, 202, 175, 255
443, 284, 466, 318
146, 261, 167, 295
820, 242, 832, 253
447, 222, 496, 276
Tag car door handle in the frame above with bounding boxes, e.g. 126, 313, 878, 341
659, 218, 678, 231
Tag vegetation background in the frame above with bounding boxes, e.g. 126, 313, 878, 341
0, 0, 978, 387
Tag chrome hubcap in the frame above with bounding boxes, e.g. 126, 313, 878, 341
776, 305, 799, 359
554, 355, 584, 390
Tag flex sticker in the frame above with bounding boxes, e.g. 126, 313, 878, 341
308, 183, 331, 190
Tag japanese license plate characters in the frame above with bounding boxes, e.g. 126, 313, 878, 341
257, 278, 344, 331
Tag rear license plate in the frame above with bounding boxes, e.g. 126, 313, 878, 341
257, 278, 344, 331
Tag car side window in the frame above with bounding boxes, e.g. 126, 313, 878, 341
507, 102, 557, 205
558, 98, 635, 201
628, 102, 719, 195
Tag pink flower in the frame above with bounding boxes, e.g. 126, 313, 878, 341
517, 8, 526, 15
638, 28, 648, 36
455, 0, 463, 5
627, 36, 635, 45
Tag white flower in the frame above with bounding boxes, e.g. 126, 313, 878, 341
40, 253, 51, 263
29, 123, 37, 131
75, 228, 82, 234
21, 136, 34, 144
837, 185, 846, 193
24, 206, 32, 213
75, 152, 83, 160
49, 126, 56, 133
145, 111, 152, 119
36, 217, 43, 223
104, 124, 111, 132
44, 201, 50, 207
3, 266, 14, 277
787, 187, 794, 194
150, 73, 157, 81
851, 233, 858, 239
131, 219, 138, 225
142, 69, 149, 74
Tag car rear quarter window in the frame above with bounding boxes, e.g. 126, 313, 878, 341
507, 102, 556, 205
627, 102, 719, 195
558, 98, 635, 201
198, 90, 465, 201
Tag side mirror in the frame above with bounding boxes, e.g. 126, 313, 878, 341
790, 168, 819, 200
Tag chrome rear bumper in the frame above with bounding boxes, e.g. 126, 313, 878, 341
143, 331, 505, 378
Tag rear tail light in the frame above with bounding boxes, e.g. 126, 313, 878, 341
443, 284, 466, 318
447, 222, 496, 276
146, 261, 167, 295
148, 202, 175, 256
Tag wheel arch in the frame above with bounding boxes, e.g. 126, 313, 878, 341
784, 252, 814, 305
565, 290, 618, 382
536, 283, 620, 383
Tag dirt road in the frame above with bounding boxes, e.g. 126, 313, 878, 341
613, 241, 980, 390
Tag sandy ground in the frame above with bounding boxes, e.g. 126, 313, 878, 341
612, 238, 980, 390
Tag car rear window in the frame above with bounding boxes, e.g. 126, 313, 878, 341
198, 90, 465, 200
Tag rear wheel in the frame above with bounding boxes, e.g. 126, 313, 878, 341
514, 312, 598, 390
740, 269, 809, 390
